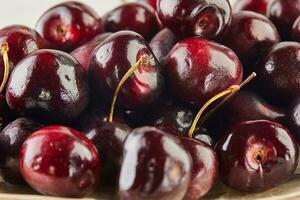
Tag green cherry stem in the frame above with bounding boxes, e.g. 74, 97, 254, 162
0, 43, 10, 93
108, 54, 150, 123
188, 72, 257, 138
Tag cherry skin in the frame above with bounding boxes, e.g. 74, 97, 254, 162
256, 42, 300, 106
119, 127, 192, 200
0, 25, 47, 82
292, 16, 300, 42
88, 31, 165, 110
103, 3, 159, 40
0, 94, 17, 132
6, 49, 90, 122
180, 137, 218, 200
36, 1, 103, 52
222, 11, 280, 75
233, 0, 271, 15
149, 28, 178, 66
165, 37, 243, 106
267, 0, 300, 40
146, 105, 195, 134
216, 120, 299, 192
71, 33, 112, 72
285, 98, 300, 143
157, 0, 232, 39
0, 118, 41, 185
19, 126, 101, 197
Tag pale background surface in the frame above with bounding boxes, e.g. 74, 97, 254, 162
0, 0, 237, 28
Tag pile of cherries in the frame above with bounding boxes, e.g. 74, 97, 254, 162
1, 0, 300, 199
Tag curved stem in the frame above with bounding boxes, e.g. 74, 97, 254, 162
188, 85, 240, 138
0, 43, 10, 93
188, 72, 257, 138
198, 72, 257, 126
108, 54, 150, 123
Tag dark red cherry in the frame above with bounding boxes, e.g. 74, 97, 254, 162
71, 33, 112, 72
149, 28, 178, 65
0, 94, 17, 131
180, 138, 218, 200
19, 126, 101, 197
292, 16, 300, 42
267, 0, 300, 40
286, 98, 300, 143
233, 0, 270, 15
83, 121, 131, 165
222, 11, 280, 75
36, 1, 103, 52
6, 49, 90, 122
146, 105, 195, 134
0, 25, 47, 82
256, 42, 300, 106
165, 37, 243, 105
103, 3, 159, 40
88, 31, 164, 110
0, 117, 41, 185
157, 0, 232, 39
216, 120, 299, 192
119, 127, 191, 199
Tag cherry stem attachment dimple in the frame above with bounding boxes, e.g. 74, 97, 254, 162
108, 54, 150, 123
188, 72, 257, 138
0, 43, 10, 93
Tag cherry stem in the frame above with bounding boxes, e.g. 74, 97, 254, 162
188, 72, 257, 138
108, 54, 150, 123
0, 43, 10, 93
198, 72, 257, 126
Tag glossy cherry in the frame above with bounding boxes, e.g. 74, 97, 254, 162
36, 1, 103, 52
103, 3, 159, 40
157, 0, 232, 39
286, 98, 300, 143
6, 49, 90, 122
165, 37, 243, 105
149, 28, 178, 65
256, 42, 300, 106
19, 126, 101, 197
180, 137, 218, 200
216, 120, 299, 192
146, 105, 195, 134
119, 127, 191, 199
0, 25, 47, 82
292, 16, 300, 42
88, 31, 164, 110
222, 11, 280, 75
267, 0, 300, 40
233, 0, 271, 15
71, 32, 112, 72
0, 118, 41, 185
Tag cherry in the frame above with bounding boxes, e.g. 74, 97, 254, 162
180, 138, 218, 200
0, 94, 17, 132
286, 98, 300, 143
165, 37, 243, 105
103, 3, 159, 40
233, 0, 271, 15
119, 126, 191, 199
88, 31, 164, 110
36, 1, 103, 52
216, 120, 299, 192
0, 25, 47, 83
6, 49, 90, 122
256, 42, 300, 106
19, 126, 101, 197
292, 16, 300, 42
71, 32, 112, 72
0, 117, 41, 185
267, 0, 300, 40
146, 105, 195, 134
222, 11, 280, 75
149, 28, 178, 65
157, 0, 232, 39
